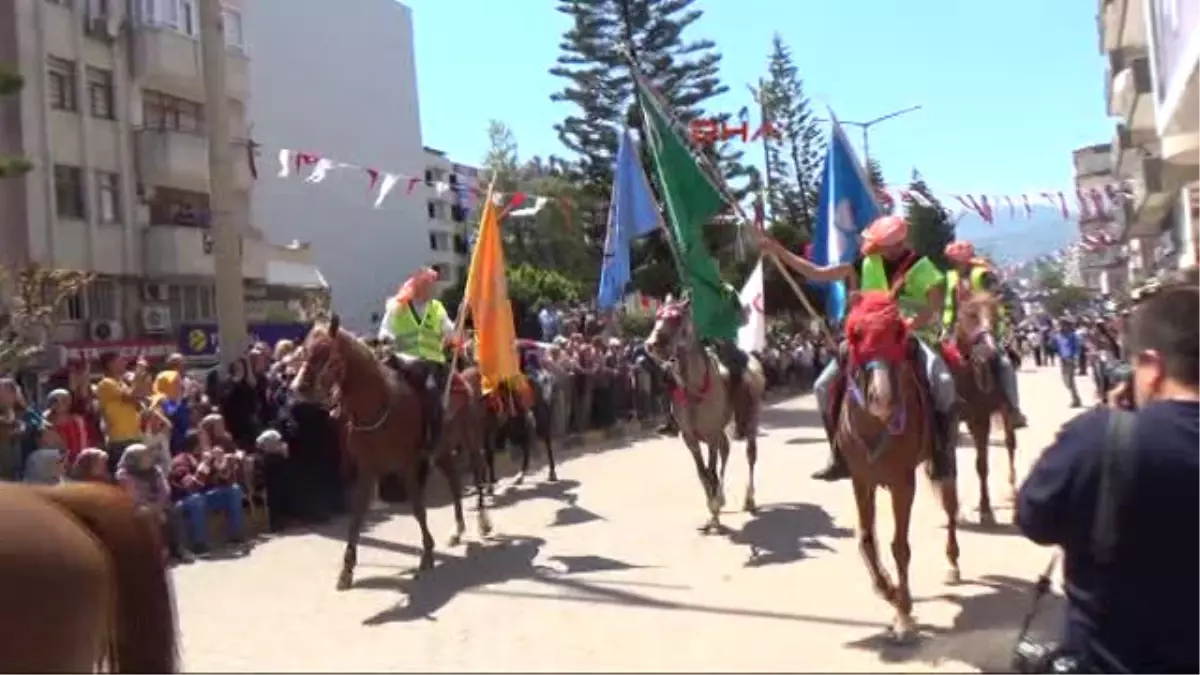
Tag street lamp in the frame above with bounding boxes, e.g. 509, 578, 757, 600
816, 105, 923, 165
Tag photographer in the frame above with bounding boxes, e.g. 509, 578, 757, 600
1015, 282, 1198, 673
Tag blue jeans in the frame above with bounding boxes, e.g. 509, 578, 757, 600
814, 338, 957, 417
176, 484, 245, 549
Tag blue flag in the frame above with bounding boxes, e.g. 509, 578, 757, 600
811, 115, 882, 322
597, 128, 662, 310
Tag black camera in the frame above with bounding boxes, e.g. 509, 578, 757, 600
1012, 638, 1087, 673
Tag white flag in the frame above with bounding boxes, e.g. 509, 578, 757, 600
737, 259, 766, 353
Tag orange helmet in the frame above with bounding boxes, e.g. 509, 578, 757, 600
945, 241, 976, 265
860, 215, 909, 255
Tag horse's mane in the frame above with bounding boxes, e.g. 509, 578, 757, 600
309, 323, 378, 374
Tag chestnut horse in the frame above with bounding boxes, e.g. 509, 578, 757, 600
838, 290, 961, 642
292, 316, 491, 590
949, 290, 1017, 525
645, 297, 766, 532
0, 482, 178, 672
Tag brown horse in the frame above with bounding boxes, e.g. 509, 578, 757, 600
0, 482, 177, 673
291, 316, 491, 591
837, 290, 961, 642
949, 290, 1017, 525
645, 297, 766, 532
480, 372, 558, 495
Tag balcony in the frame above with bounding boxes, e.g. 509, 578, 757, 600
1109, 54, 1155, 133
142, 225, 266, 279
130, 25, 249, 102
1099, 0, 1147, 54
1126, 156, 1175, 238
136, 129, 254, 193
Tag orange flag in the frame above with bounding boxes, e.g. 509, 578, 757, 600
463, 188, 520, 394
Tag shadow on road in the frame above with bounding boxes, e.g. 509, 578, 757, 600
726, 502, 853, 568
844, 573, 1065, 672
487, 477, 605, 528
759, 404, 824, 431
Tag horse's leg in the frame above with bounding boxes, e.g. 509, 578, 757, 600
742, 430, 759, 514
852, 476, 895, 605
541, 408, 559, 482
683, 433, 719, 532
1002, 410, 1018, 506
937, 475, 962, 584
406, 458, 437, 572
337, 472, 374, 591
707, 437, 726, 512
887, 475, 918, 642
972, 418, 995, 526
516, 417, 532, 486
483, 429, 497, 497
462, 426, 494, 537
435, 446, 467, 547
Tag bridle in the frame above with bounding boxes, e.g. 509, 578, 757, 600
300, 334, 391, 434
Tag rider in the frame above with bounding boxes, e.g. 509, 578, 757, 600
758, 215, 958, 482
942, 240, 1028, 428
377, 266, 455, 450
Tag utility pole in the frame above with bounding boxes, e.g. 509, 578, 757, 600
815, 105, 922, 167
199, 0, 246, 366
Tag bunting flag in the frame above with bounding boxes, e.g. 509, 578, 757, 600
463, 185, 520, 395
875, 182, 1133, 223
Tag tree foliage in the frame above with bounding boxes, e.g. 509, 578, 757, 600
0, 266, 93, 372
439, 263, 583, 326
760, 34, 824, 240
904, 170, 955, 269
0, 63, 32, 178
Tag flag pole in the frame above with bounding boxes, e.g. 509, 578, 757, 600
621, 46, 834, 345
443, 177, 496, 408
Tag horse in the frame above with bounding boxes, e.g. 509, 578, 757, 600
291, 316, 492, 591
0, 482, 178, 673
645, 297, 766, 532
948, 290, 1017, 525
480, 370, 558, 495
837, 289, 961, 642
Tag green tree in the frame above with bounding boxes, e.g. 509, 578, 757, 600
760, 34, 824, 240
904, 170, 955, 269
0, 63, 32, 178
0, 267, 93, 372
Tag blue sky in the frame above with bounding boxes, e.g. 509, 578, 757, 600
406, 0, 1113, 198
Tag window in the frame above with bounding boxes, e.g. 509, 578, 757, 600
428, 231, 450, 251
142, 90, 204, 132
85, 0, 109, 18
168, 284, 215, 322
427, 200, 436, 219
178, 0, 196, 36
223, 8, 244, 50
85, 279, 117, 320
95, 171, 120, 223
47, 57, 77, 112
54, 165, 86, 219
148, 187, 209, 226
424, 169, 433, 184
58, 292, 84, 322
86, 67, 114, 120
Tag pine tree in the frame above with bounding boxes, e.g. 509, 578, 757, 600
904, 169, 955, 269
760, 34, 824, 239
0, 64, 32, 178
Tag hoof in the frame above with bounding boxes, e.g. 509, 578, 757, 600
547, 471, 558, 482
335, 572, 353, 591
478, 514, 494, 537
945, 567, 962, 585
447, 531, 463, 547
484, 485, 495, 497
716, 492, 726, 509
514, 472, 526, 486
979, 509, 997, 527
418, 556, 435, 572
707, 496, 722, 516
743, 496, 757, 513
889, 615, 918, 644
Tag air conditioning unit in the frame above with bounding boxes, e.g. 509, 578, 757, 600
140, 305, 171, 334
88, 320, 122, 342
142, 282, 168, 302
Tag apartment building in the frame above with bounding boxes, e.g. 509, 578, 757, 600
0, 0, 324, 365
1072, 143, 1129, 293
422, 146, 479, 294
1098, 0, 1199, 282
243, 0, 429, 333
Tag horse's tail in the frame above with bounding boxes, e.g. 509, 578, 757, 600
41, 483, 179, 673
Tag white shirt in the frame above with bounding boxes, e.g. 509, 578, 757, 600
377, 298, 455, 343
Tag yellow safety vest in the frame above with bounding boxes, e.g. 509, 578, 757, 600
943, 266, 1007, 337
390, 299, 448, 363
860, 254, 944, 341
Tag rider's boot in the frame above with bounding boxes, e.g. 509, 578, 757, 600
996, 356, 1028, 428
424, 372, 445, 452
811, 411, 850, 481
929, 408, 959, 481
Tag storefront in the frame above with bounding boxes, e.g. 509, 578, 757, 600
177, 322, 311, 365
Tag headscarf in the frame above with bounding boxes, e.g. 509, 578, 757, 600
394, 266, 440, 305
69, 447, 108, 481
23, 448, 65, 485
860, 215, 909, 256
116, 443, 167, 503
44, 388, 72, 418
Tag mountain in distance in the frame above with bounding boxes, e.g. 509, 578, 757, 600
951, 205, 1078, 264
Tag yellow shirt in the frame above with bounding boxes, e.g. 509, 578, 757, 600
153, 369, 181, 401
96, 376, 142, 442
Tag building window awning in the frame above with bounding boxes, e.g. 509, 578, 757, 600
266, 260, 328, 289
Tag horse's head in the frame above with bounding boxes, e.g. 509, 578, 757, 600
645, 296, 696, 360
844, 290, 910, 422
956, 291, 1000, 366
290, 314, 372, 401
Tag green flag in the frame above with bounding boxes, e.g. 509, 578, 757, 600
636, 83, 740, 341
